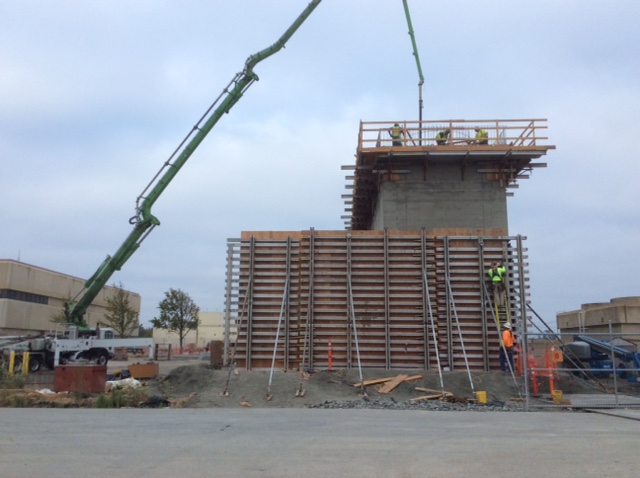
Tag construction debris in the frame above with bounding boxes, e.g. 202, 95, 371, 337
377, 374, 409, 393
410, 387, 454, 402
442, 394, 469, 404
415, 386, 447, 394
105, 377, 142, 392
410, 394, 446, 402
353, 374, 423, 391
139, 395, 170, 408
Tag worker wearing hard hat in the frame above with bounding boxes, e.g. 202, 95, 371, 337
389, 123, 404, 147
474, 127, 489, 145
486, 260, 506, 304
436, 128, 450, 145
500, 322, 515, 372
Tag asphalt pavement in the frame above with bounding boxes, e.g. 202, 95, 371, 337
0, 408, 638, 477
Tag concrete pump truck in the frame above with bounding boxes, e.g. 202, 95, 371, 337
2, 0, 322, 373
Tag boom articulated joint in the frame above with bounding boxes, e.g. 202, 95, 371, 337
64, 301, 87, 328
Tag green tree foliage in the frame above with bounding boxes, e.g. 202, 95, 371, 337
50, 308, 67, 326
104, 282, 140, 337
138, 324, 153, 338
50, 294, 72, 326
150, 288, 200, 349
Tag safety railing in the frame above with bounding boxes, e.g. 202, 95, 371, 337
358, 119, 550, 150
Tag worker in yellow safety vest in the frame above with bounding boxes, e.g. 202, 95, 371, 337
486, 261, 506, 289
389, 123, 404, 146
474, 127, 489, 145
436, 128, 450, 145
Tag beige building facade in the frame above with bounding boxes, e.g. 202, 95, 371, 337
152, 311, 227, 350
0, 259, 141, 336
556, 296, 640, 338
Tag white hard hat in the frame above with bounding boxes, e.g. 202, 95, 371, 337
503, 323, 511, 329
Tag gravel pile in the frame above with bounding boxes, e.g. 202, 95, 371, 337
307, 398, 524, 412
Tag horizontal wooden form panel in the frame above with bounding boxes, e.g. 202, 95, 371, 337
224, 230, 529, 372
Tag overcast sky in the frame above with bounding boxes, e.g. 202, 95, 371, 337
1, 0, 638, 330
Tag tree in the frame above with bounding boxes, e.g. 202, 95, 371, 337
50, 294, 72, 326
151, 288, 200, 349
103, 282, 140, 337
138, 324, 153, 338
50, 307, 67, 326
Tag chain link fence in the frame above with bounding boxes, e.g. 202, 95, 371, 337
520, 330, 640, 410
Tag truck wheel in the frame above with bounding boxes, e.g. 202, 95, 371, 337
95, 350, 109, 366
29, 356, 42, 373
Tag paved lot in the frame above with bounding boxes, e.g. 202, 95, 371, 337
0, 408, 638, 477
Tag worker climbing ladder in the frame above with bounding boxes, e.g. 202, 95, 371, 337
486, 260, 511, 327
482, 280, 521, 394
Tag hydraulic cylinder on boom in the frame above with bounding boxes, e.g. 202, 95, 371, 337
65, 0, 322, 327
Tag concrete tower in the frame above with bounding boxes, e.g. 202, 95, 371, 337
344, 119, 554, 233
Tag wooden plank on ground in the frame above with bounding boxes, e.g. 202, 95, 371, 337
415, 387, 446, 394
378, 374, 409, 394
353, 377, 394, 388
354, 374, 422, 389
410, 394, 444, 402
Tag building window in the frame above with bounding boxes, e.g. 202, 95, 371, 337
0, 289, 49, 305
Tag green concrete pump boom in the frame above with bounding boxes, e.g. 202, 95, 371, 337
65, 0, 322, 327
402, 0, 425, 138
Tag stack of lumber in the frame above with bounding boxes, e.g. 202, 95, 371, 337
352, 374, 462, 401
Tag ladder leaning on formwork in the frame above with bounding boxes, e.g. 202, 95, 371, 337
482, 280, 520, 394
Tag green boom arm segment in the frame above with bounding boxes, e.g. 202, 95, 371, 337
402, 0, 425, 127
65, 0, 322, 326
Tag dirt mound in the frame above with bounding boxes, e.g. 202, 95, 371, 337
160, 363, 216, 395
150, 365, 526, 410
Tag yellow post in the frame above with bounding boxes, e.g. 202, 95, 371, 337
8, 351, 15, 377
21, 351, 30, 375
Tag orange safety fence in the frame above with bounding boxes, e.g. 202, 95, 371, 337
525, 344, 563, 396
154, 343, 206, 360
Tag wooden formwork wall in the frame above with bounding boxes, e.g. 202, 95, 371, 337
224, 230, 529, 372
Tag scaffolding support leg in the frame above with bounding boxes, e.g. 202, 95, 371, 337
446, 277, 475, 396
222, 276, 253, 397
266, 276, 290, 401
423, 268, 445, 394
347, 275, 366, 397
